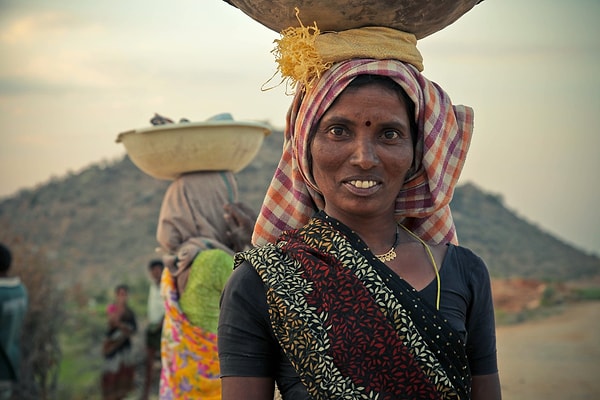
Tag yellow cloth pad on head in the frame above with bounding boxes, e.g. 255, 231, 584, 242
316, 27, 423, 71
273, 9, 423, 90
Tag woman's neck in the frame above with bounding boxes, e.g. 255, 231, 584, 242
323, 210, 400, 255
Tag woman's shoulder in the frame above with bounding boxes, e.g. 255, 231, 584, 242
220, 259, 270, 327
236, 242, 283, 261
224, 259, 265, 299
446, 243, 486, 264
444, 243, 491, 280
234, 242, 292, 275
229, 258, 259, 281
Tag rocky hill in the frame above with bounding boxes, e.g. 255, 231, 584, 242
1, 128, 598, 290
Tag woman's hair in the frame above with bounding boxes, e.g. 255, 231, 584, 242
115, 283, 129, 293
0, 243, 11, 273
148, 259, 164, 270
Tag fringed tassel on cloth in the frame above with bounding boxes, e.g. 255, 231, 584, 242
271, 8, 424, 91
271, 7, 332, 91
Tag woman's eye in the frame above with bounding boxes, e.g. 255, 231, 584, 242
382, 130, 400, 140
328, 126, 346, 137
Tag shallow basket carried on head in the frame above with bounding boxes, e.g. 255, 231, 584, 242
116, 119, 271, 180
223, 0, 484, 39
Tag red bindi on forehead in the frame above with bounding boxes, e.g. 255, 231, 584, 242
365, 120, 371, 126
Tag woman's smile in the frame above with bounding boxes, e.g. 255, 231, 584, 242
343, 178, 381, 196
347, 179, 378, 189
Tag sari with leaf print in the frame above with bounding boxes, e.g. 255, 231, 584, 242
236, 212, 471, 400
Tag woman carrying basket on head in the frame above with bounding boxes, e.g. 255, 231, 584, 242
218, 13, 502, 400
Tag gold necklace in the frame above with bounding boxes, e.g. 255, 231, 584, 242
398, 224, 442, 310
375, 227, 400, 262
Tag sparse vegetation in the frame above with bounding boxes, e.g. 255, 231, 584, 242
572, 286, 600, 301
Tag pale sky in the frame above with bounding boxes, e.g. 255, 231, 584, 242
1, 0, 599, 256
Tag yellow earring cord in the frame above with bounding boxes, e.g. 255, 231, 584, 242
399, 224, 441, 310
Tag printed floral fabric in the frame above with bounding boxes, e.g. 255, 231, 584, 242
237, 211, 470, 400
159, 268, 221, 400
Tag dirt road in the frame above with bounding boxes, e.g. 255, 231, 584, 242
496, 301, 600, 400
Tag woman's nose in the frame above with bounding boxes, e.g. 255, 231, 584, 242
350, 138, 379, 169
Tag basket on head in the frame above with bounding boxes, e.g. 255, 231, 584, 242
116, 119, 271, 180
223, 0, 483, 39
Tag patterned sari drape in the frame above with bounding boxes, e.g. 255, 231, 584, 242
237, 212, 470, 400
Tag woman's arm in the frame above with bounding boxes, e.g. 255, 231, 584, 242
472, 373, 502, 400
224, 202, 257, 252
219, 265, 280, 398
460, 249, 502, 399
221, 376, 275, 400
102, 330, 129, 356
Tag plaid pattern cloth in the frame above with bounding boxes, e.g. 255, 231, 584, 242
253, 59, 473, 246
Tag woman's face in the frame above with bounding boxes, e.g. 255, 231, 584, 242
310, 81, 414, 224
116, 287, 129, 305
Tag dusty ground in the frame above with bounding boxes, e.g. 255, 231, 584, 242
496, 301, 600, 400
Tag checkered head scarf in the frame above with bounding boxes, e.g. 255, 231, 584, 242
253, 58, 473, 246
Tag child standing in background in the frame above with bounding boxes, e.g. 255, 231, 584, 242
101, 284, 137, 400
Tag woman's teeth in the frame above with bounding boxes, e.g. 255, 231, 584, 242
349, 180, 377, 189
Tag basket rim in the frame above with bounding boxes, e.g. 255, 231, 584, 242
116, 120, 272, 143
